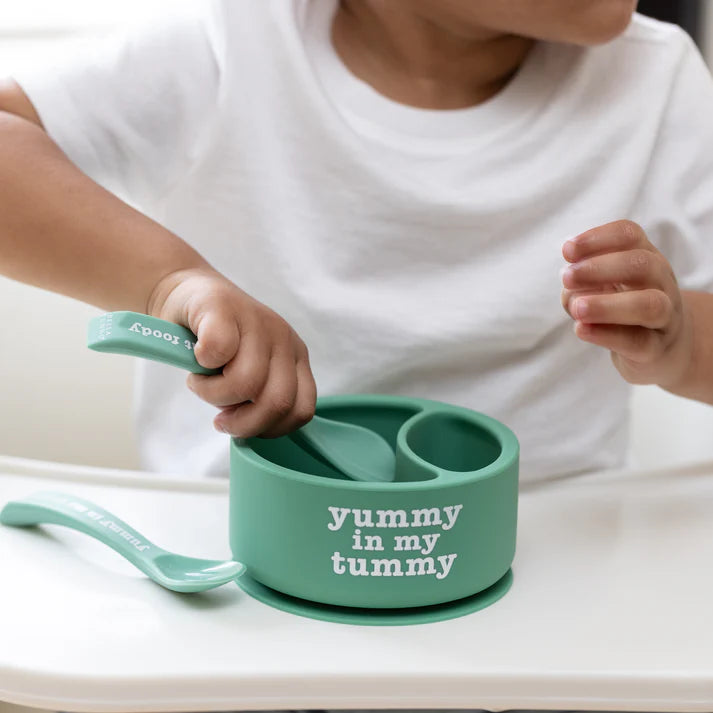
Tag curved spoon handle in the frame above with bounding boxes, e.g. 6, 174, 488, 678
0, 491, 165, 576
87, 311, 220, 375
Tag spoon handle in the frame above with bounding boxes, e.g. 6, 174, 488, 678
87, 311, 220, 375
0, 491, 165, 575
88, 313, 327, 428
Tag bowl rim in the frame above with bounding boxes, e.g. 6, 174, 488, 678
230, 394, 519, 491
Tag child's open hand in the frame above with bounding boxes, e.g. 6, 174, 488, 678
561, 220, 694, 388
147, 267, 316, 438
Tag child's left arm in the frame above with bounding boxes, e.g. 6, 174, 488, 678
561, 219, 713, 405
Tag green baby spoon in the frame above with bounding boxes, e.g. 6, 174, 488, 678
88, 311, 396, 482
0, 491, 246, 593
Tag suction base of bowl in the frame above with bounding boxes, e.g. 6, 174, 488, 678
235, 569, 513, 626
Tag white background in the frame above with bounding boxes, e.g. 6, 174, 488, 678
0, 3, 712, 474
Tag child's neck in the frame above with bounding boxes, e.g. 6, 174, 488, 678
332, 0, 534, 110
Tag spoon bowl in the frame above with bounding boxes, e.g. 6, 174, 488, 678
293, 415, 396, 482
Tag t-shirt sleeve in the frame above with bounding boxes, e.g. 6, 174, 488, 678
633, 30, 713, 293
11, 3, 223, 205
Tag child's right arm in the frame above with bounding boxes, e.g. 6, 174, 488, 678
0, 79, 317, 438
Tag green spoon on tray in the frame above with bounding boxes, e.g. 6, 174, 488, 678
0, 491, 246, 593
87, 311, 396, 483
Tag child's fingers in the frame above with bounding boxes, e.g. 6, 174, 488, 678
570, 289, 673, 329
561, 284, 611, 317
192, 309, 240, 370
574, 322, 666, 363
562, 249, 674, 291
260, 355, 317, 438
562, 220, 650, 262
188, 331, 271, 407
214, 348, 299, 437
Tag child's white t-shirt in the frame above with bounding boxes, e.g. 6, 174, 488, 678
14, 2, 713, 482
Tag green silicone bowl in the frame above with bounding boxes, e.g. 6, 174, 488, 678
230, 394, 519, 610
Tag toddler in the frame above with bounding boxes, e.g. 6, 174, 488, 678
0, 0, 712, 488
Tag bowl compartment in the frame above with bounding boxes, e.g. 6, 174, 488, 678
402, 411, 503, 474
248, 403, 428, 482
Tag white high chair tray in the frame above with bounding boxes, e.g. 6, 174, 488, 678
0, 455, 711, 712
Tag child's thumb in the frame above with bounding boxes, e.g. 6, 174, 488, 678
192, 309, 240, 370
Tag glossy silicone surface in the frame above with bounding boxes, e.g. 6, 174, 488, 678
231, 394, 519, 609
0, 491, 245, 593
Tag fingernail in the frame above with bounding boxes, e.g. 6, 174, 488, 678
575, 321, 592, 338
573, 297, 588, 319
562, 240, 574, 259
561, 265, 575, 287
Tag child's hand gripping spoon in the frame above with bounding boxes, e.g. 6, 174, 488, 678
0, 491, 246, 593
87, 311, 396, 482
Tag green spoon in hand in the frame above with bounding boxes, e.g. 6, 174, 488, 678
88, 311, 396, 483
0, 491, 245, 593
